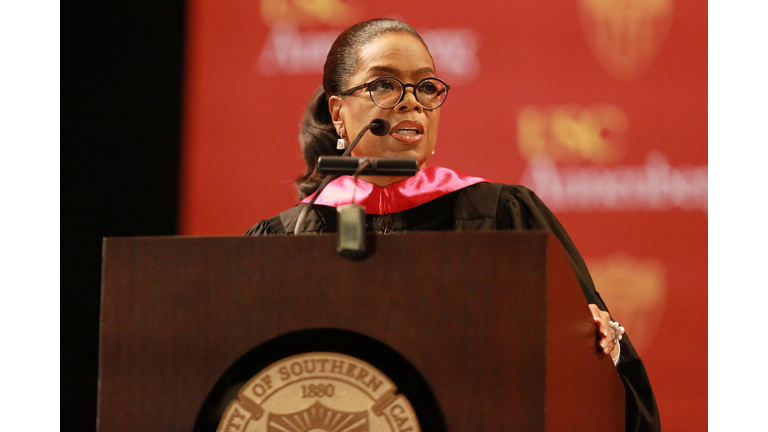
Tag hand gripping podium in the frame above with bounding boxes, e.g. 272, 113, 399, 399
98, 231, 624, 431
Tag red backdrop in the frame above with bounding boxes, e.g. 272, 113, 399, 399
181, 1, 707, 429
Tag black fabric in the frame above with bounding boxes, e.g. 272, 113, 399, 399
245, 182, 661, 432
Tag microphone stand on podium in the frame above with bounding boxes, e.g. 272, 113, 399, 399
318, 155, 418, 259
294, 117, 419, 259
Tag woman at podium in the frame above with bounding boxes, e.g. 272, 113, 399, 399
246, 18, 660, 432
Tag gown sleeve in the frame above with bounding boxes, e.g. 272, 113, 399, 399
244, 215, 286, 235
497, 185, 662, 432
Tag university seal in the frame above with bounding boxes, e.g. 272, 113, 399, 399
217, 352, 421, 432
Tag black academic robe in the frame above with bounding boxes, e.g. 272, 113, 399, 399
246, 180, 661, 432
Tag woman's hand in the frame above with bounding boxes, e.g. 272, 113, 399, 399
588, 304, 622, 362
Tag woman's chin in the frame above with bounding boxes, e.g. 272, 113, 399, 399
354, 138, 433, 165
389, 147, 431, 165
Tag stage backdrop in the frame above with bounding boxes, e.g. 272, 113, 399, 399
181, 1, 706, 430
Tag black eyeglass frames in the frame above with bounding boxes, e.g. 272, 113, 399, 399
339, 76, 450, 110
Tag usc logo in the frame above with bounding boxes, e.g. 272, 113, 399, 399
517, 104, 628, 165
260, 0, 361, 27
579, 0, 674, 81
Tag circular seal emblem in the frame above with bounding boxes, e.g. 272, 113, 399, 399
217, 352, 421, 432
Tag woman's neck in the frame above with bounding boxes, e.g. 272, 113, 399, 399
355, 162, 428, 187
356, 175, 410, 187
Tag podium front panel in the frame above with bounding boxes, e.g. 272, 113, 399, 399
99, 232, 622, 431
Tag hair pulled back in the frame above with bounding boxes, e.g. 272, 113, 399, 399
295, 18, 427, 199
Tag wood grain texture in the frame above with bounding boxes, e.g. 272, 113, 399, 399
98, 231, 623, 431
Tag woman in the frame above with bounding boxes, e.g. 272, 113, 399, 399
246, 18, 660, 432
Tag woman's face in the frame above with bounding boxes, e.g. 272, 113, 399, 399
329, 33, 440, 170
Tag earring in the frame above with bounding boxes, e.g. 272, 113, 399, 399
336, 126, 347, 150
431, 149, 435, 155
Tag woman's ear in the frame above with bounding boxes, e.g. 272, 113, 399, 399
328, 95, 343, 131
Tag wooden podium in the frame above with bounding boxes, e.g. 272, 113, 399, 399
98, 231, 624, 431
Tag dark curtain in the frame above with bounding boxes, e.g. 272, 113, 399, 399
63, 2, 186, 430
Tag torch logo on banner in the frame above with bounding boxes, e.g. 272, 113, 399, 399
578, 0, 674, 81
587, 253, 666, 353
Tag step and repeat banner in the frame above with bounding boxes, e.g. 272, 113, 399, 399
181, 1, 706, 429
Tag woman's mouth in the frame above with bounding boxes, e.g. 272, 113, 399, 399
390, 121, 424, 144
395, 127, 419, 136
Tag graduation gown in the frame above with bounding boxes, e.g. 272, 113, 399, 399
246, 166, 661, 432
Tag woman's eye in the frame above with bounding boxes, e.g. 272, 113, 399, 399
418, 81, 438, 95
370, 79, 395, 92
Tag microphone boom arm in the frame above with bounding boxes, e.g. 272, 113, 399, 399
293, 118, 391, 234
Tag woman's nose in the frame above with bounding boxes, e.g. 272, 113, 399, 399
397, 87, 422, 112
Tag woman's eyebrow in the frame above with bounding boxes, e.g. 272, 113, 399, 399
367, 65, 436, 76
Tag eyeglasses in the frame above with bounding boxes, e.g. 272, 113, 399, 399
339, 76, 450, 110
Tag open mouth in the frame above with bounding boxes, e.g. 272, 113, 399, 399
394, 127, 420, 136
390, 121, 424, 144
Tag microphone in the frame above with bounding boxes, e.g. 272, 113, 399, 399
341, 118, 390, 156
294, 118, 392, 236
369, 118, 390, 136
334, 118, 391, 259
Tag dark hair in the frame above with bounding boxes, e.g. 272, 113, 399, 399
295, 18, 428, 199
